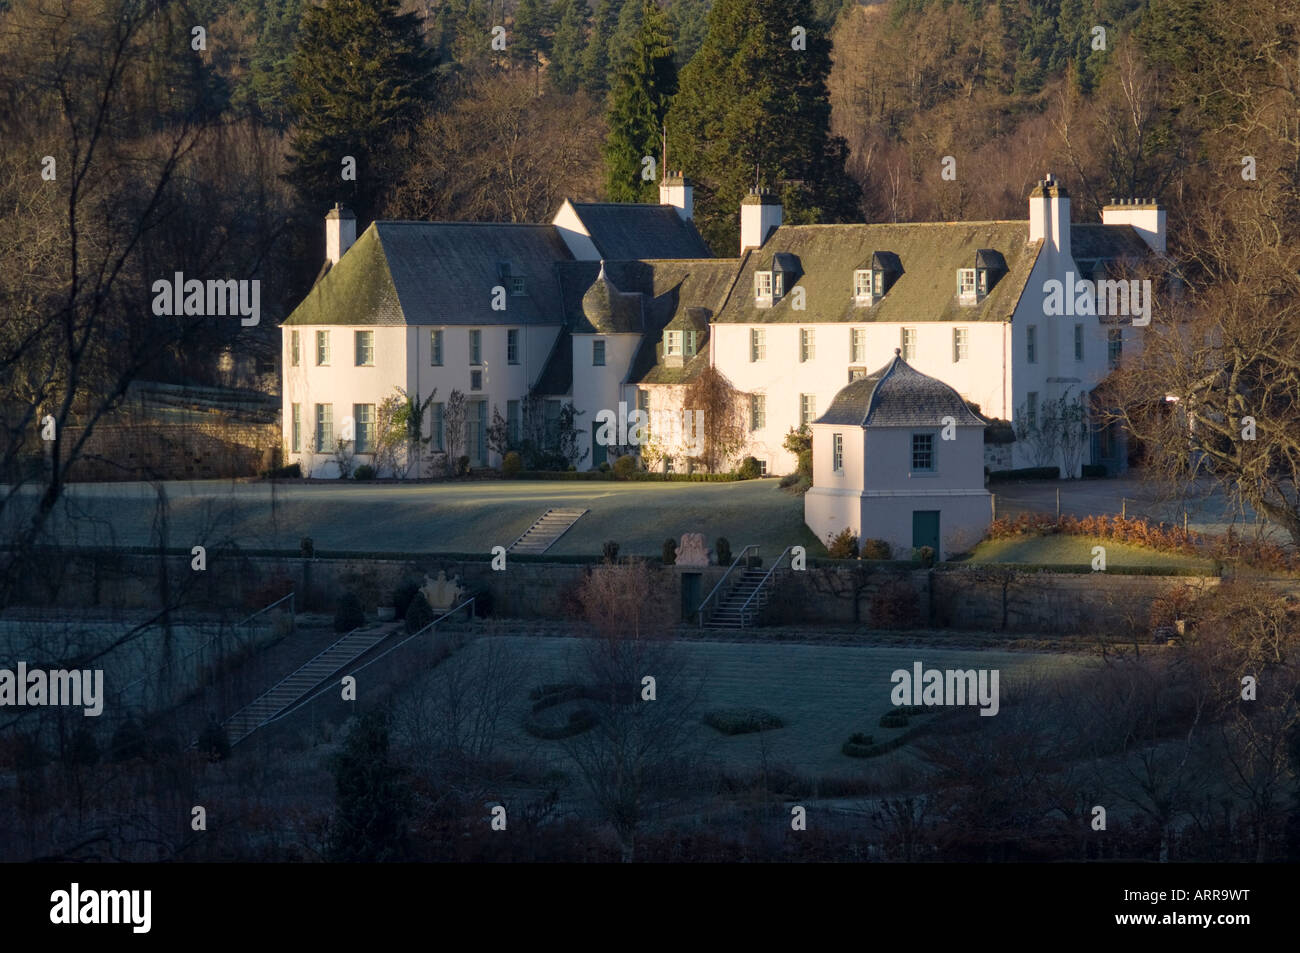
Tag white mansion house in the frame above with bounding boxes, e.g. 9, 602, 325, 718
281, 174, 1162, 479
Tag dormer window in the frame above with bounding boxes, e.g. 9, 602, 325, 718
755, 271, 773, 305
961, 249, 1007, 304
958, 268, 978, 301
510, 275, 526, 296
773, 272, 784, 297
856, 252, 902, 306
854, 270, 871, 301
666, 330, 683, 357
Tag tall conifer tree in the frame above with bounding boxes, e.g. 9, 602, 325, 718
666, 0, 861, 253
604, 0, 677, 202
286, 0, 436, 227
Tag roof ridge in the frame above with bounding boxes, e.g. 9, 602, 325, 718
374, 220, 558, 228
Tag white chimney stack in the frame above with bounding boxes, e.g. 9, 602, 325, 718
1027, 173, 1071, 264
1101, 197, 1166, 254
659, 171, 693, 222
740, 188, 782, 255
325, 203, 357, 265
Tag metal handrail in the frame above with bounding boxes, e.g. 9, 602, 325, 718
223, 619, 370, 731
244, 596, 476, 739
737, 545, 793, 625
113, 591, 295, 711
696, 544, 759, 626
236, 591, 295, 627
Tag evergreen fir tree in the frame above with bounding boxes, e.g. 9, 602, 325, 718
580, 0, 619, 96
667, 0, 709, 69
666, 0, 861, 253
513, 0, 554, 88
327, 710, 413, 862
604, 0, 677, 202
550, 0, 591, 94
286, 0, 437, 226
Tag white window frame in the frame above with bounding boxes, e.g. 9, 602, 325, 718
665, 330, 683, 357
354, 329, 374, 367
291, 403, 301, 452
507, 328, 519, 365
1026, 391, 1039, 428
750, 328, 766, 362
851, 327, 866, 363
592, 339, 605, 366
911, 432, 935, 472
353, 403, 375, 453
901, 327, 917, 360
315, 403, 333, 450
952, 327, 968, 362
854, 269, 872, 301
1074, 323, 1084, 362
800, 328, 815, 362
799, 393, 816, 426
750, 393, 766, 431
1026, 325, 1038, 364
315, 330, 330, 366
431, 329, 444, 366
958, 268, 977, 300
290, 330, 300, 367
755, 271, 773, 302
832, 433, 844, 473
469, 329, 482, 366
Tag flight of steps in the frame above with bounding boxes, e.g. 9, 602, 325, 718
224, 626, 391, 744
703, 569, 775, 628
508, 508, 588, 555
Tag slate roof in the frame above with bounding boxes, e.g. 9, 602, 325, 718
715, 222, 1042, 324
568, 203, 713, 260
815, 354, 988, 428
576, 264, 646, 334
1070, 224, 1152, 263
283, 221, 573, 326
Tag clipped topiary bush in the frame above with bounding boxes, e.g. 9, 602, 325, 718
502, 451, 523, 477
391, 580, 422, 620
827, 527, 858, 560
737, 456, 762, 480
405, 592, 435, 634
715, 537, 732, 565
264, 462, 302, 479
860, 538, 892, 560
662, 538, 677, 565
602, 539, 620, 562
916, 545, 936, 567
334, 592, 365, 633
612, 454, 637, 479
457, 455, 471, 476
197, 717, 231, 762
841, 732, 876, 757
353, 464, 377, 480
703, 708, 784, 735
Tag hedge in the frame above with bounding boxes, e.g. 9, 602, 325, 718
1081, 463, 1107, 478
515, 469, 744, 483
933, 562, 1215, 577
987, 466, 1060, 482
702, 708, 785, 735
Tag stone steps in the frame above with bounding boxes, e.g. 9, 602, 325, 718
508, 508, 588, 555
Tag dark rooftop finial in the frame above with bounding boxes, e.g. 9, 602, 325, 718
894, 347, 901, 357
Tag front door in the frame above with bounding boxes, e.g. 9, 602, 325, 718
912, 510, 940, 556
591, 421, 607, 467
681, 572, 701, 622
468, 400, 487, 467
